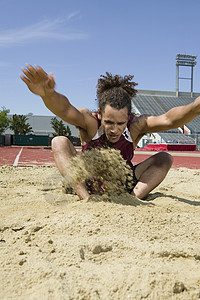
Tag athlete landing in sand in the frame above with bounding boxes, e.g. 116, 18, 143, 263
21, 65, 200, 200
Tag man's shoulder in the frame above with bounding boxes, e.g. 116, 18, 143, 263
78, 108, 93, 114
131, 113, 151, 121
78, 108, 98, 118
130, 114, 145, 123
130, 114, 151, 132
77, 108, 97, 121
77, 109, 99, 141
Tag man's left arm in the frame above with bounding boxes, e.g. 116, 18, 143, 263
144, 96, 200, 133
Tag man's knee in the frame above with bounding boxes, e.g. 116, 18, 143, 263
51, 136, 71, 152
154, 151, 173, 169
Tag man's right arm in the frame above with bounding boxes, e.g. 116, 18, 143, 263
20, 65, 88, 129
41, 91, 87, 128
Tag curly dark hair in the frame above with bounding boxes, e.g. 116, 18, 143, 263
97, 72, 138, 115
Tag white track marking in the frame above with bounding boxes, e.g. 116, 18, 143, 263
13, 147, 23, 166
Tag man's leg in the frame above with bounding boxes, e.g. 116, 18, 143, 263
132, 152, 173, 199
51, 136, 90, 200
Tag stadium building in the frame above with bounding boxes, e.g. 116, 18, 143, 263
132, 54, 200, 151
6, 115, 79, 137
132, 89, 200, 150
4, 115, 79, 146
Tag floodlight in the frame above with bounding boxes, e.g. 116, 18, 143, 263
176, 54, 197, 97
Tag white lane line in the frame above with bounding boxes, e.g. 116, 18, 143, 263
13, 147, 23, 166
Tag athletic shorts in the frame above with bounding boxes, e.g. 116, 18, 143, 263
125, 163, 139, 193
86, 163, 139, 194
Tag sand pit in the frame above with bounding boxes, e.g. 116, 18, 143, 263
1, 164, 200, 299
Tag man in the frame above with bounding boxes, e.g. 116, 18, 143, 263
21, 65, 200, 199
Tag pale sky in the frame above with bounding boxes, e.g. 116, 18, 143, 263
0, 0, 200, 116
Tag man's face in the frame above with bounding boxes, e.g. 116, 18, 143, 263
99, 104, 129, 143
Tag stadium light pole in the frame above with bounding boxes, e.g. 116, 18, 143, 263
176, 54, 197, 97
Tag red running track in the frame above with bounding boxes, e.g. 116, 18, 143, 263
132, 152, 200, 169
0, 147, 55, 167
0, 146, 200, 169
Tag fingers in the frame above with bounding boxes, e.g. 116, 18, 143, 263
21, 64, 54, 82
21, 66, 33, 80
21, 64, 40, 80
20, 74, 31, 85
21, 65, 37, 83
36, 66, 48, 79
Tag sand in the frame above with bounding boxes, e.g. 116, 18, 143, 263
64, 148, 134, 194
1, 164, 200, 299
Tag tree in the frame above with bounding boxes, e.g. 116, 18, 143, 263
9, 114, 33, 135
51, 117, 72, 137
0, 107, 10, 134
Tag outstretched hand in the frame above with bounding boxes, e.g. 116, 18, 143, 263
20, 65, 55, 97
